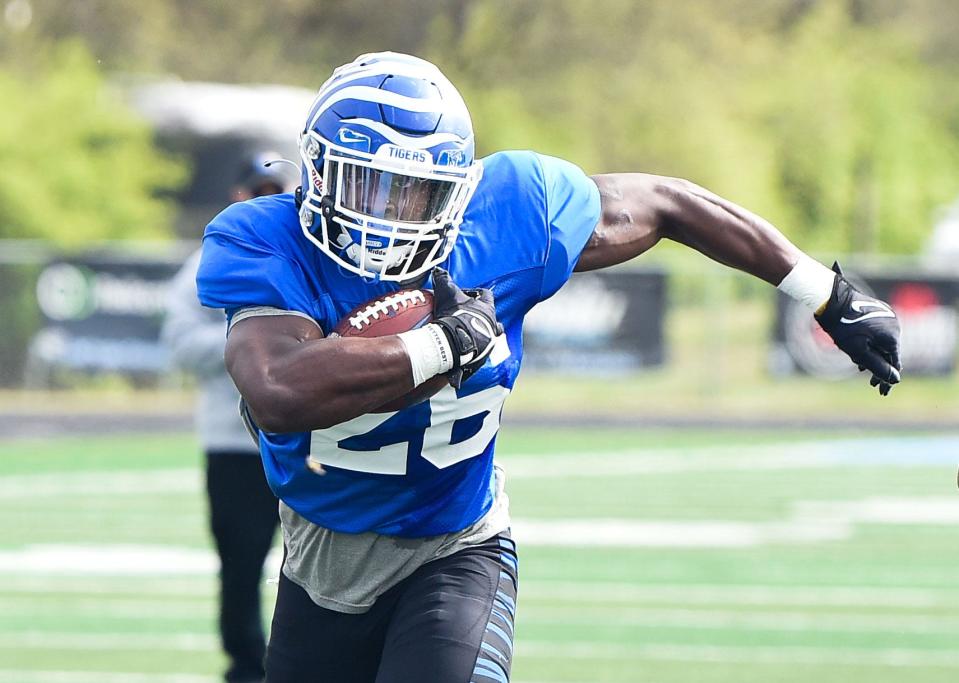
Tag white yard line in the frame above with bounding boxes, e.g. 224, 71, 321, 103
0, 544, 283, 576
517, 641, 959, 667
1, 553, 954, 608
0, 596, 212, 619
520, 581, 959, 608
3, 435, 954, 501
3, 490, 959, 576
0, 632, 215, 652
502, 435, 959, 478
0, 545, 217, 575
0, 470, 200, 499
513, 496, 959, 547
519, 606, 959, 634
512, 517, 852, 547
4, 597, 956, 633
3, 633, 956, 669
0, 673, 217, 683
0, 575, 215, 596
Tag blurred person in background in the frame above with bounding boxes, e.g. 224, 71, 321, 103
162, 153, 292, 683
197, 53, 902, 683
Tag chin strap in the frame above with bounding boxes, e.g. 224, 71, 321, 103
320, 194, 337, 220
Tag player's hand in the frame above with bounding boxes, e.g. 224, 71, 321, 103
815, 262, 902, 396
431, 266, 503, 388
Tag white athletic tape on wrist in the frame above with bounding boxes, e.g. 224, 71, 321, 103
397, 324, 454, 387
777, 254, 835, 313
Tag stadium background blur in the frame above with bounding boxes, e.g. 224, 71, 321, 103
1, 2, 958, 682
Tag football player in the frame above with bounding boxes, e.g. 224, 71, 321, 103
197, 52, 901, 683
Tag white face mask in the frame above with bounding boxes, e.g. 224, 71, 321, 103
296, 52, 482, 281
298, 131, 482, 282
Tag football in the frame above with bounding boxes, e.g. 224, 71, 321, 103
331, 289, 448, 411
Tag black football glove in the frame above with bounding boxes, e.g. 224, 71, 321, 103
815, 262, 902, 396
431, 266, 504, 389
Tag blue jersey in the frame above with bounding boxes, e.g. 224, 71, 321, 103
197, 151, 600, 536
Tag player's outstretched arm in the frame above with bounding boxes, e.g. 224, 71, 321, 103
577, 173, 901, 394
578, 174, 799, 281
225, 315, 418, 433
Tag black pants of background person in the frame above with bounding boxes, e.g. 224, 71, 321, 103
206, 451, 280, 683
265, 532, 519, 683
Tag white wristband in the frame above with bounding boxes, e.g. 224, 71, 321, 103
777, 254, 836, 313
396, 324, 454, 387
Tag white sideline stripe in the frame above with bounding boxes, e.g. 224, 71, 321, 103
0, 469, 200, 499
503, 449, 835, 478
796, 498, 959, 524
3, 597, 956, 633
0, 550, 954, 608
3, 435, 953, 500
521, 582, 959, 608
512, 518, 851, 548
0, 632, 215, 651
513, 497, 959, 547
517, 641, 959, 667
0, 673, 216, 683
0, 597, 213, 619
0, 545, 283, 577
4, 489, 959, 575
0, 576, 215, 596
0, 545, 214, 575
503, 435, 959, 477
3, 634, 957, 669
520, 606, 959, 634
503, 450, 928, 478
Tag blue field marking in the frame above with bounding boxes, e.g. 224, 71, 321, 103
809, 436, 959, 466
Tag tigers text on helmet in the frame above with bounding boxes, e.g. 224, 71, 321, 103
298, 52, 483, 282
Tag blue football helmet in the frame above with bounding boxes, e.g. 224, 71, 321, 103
298, 52, 483, 281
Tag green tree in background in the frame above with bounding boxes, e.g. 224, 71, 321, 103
7, 0, 959, 253
0, 42, 185, 245
440, 0, 959, 254
755, 3, 959, 253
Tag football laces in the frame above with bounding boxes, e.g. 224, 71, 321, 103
348, 290, 427, 330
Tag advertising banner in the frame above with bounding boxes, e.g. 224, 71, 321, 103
28, 255, 181, 381
522, 268, 667, 372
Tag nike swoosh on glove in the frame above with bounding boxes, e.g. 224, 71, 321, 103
815, 262, 902, 396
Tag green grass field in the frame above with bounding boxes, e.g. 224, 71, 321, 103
1, 427, 958, 683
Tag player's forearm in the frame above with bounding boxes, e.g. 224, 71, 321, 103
230, 336, 416, 433
582, 174, 804, 285
655, 178, 801, 286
